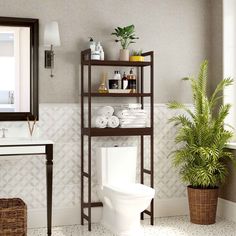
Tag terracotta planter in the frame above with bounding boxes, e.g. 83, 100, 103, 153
187, 186, 219, 225
119, 49, 129, 61
130, 56, 144, 62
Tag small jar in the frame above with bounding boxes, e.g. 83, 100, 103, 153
91, 51, 100, 60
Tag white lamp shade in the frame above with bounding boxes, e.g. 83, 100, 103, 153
44, 21, 61, 47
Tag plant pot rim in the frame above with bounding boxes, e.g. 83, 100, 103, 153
130, 55, 144, 57
187, 185, 219, 190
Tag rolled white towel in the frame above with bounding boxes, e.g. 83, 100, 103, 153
107, 116, 119, 128
96, 106, 114, 117
92, 116, 108, 128
115, 110, 127, 118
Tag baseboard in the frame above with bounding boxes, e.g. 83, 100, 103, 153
154, 197, 188, 217
217, 198, 236, 222
28, 207, 102, 228
28, 197, 188, 228
28, 198, 236, 228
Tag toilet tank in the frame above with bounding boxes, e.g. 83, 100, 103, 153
96, 146, 137, 187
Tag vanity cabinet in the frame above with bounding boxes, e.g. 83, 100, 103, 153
80, 49, 154, 231
0, 138, 53, 236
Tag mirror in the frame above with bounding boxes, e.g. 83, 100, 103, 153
0, 17, 38, 121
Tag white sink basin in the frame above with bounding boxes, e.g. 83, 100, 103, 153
0, 137, 53, 145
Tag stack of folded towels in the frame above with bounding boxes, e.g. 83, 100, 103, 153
93, 106, 120, 128
115, 104, 147, 128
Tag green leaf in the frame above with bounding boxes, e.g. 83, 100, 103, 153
167, 60, 235, 188
111, 25, 139, 49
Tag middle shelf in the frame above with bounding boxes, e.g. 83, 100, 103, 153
82, 93, 151, 97
82, 127, 152, 136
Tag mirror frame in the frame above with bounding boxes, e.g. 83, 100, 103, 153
0, 16, 39, 121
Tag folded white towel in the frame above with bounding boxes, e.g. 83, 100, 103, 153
120, 119, 146, 125
117, 115, 137, 119
115, 110, 147, 119
107, 116, 119, 128
92, 116, 108, 128
120, 104, 142, 109
97, 106, 114, 117
120, 124, 146, 128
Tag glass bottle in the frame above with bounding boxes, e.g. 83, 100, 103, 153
122, 72, 128, 90
98, 73, 108, 93
127, 68, 136, 93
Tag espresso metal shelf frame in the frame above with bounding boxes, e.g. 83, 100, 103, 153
82, 92, 151, 97
80, 49, 154, 231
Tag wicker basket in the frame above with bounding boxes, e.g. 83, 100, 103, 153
187, 186, 218, 225
0, 198, 27, 236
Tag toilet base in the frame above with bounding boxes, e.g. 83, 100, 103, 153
101, 204, 144, 236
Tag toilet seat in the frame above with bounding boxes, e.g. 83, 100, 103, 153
103, 183, 155, 199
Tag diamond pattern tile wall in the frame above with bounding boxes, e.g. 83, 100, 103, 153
0, 103, 192, 210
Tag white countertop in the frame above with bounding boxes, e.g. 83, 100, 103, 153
0, 137, 54, 146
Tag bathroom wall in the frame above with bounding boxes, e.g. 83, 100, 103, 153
217, 0, 236, 204
0, 104, 189, 227
209, 0, 223, 96
0, 0, 229, 227
220, 158, 236, 203
0, 0, 211, 103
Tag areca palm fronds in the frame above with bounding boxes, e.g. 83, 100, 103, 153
167, 60, 234, 188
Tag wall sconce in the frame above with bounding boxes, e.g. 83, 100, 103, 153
44, 21, 61, 78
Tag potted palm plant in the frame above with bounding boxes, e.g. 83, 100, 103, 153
167, 60, 235, 225
111, 24, 139, 61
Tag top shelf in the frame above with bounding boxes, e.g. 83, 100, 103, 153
81, 49, 153, 67
82, 60, 151, 67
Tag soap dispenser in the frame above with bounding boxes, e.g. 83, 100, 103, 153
89, 37, 96, 51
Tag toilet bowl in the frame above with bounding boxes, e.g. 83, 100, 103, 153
96, 147, 155, 236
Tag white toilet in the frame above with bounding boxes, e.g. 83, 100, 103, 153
96, 146, 155, 236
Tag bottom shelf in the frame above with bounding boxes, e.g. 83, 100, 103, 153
82, 128, 152, 136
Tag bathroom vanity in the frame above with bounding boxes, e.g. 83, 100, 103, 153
0, 16, 52, 234
0, 138, 53, 236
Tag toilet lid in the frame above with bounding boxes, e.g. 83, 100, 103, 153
104, 183, 155, 198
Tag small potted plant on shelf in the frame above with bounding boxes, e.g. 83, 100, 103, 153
130, 50, 144, 62
111, 24, 139, 61
167, 60, 235, 225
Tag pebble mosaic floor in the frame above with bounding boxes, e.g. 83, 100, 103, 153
28, 216, 236, 236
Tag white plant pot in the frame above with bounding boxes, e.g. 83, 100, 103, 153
119, 49, 129, 61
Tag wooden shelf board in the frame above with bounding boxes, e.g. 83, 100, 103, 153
82, 92, 151, 97
82, 60, 151, 67
82, 128, 152, 136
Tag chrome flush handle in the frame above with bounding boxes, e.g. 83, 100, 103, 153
0, 128, 8, 138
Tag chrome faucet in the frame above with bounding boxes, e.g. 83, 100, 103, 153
0, 128, 8, 138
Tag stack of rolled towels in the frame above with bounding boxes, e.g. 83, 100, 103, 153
93, 104, 147, 128
115, 104, 147, 128
93, 106, 120, 128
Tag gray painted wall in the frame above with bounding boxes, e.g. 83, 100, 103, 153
220, 151, 236, 203
212, 0, 236, 204
0, 0, 211, 103
209, 0, 223, 96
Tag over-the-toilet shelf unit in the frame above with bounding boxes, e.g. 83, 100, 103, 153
80, 49, 154, 231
